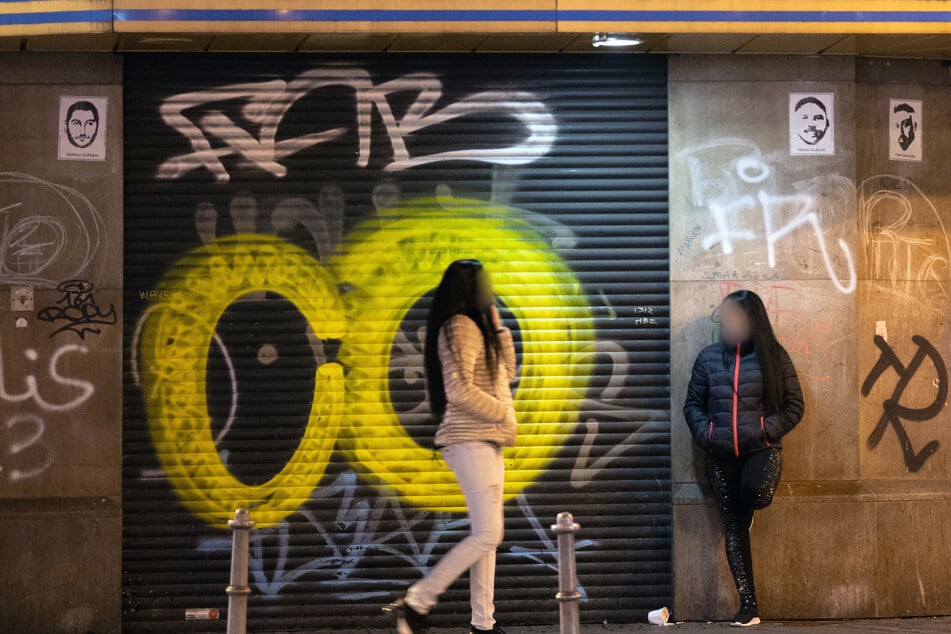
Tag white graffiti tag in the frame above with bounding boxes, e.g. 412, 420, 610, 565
1, 414, 52, 482
0, 340, 94, 412
676, 138, 856, 293
0, 339, 96, 485
156, 68, 557, 182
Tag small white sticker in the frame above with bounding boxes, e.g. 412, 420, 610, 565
184, 608, 219, 620
875, 320, 888, 342
15, 317, 28, 328
11, 286, 33, 311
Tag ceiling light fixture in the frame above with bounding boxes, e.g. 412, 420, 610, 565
592, 33, 643, 48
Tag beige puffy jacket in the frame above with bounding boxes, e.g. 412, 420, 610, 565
433, 313, 517, 448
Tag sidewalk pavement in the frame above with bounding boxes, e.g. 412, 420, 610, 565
332, 616, 951, 633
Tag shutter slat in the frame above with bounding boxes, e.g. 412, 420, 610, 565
123, 52, 670, 631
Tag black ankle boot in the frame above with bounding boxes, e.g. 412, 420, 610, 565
383, 597, 428, 633
731, 603, 760, 627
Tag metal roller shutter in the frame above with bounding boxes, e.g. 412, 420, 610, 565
122, 53, 669, 631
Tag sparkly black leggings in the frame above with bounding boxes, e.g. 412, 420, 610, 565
704, 448, 783, 610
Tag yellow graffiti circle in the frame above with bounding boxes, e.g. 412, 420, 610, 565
139, 235, 346, 529
332, 198, 594, 512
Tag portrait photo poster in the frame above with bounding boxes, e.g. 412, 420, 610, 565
789, 92, 834, 156
58, 95, 108, 161
889, 98, 923, 162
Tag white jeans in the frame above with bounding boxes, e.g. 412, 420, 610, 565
406, 441, 505, 630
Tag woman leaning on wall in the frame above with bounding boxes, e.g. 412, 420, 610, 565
683, 289, 805, 627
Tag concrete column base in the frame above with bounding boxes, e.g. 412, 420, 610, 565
673, 480, 951, 620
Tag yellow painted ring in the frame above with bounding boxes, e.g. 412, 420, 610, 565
332, 198, 594, 512
139, 235, 346, 528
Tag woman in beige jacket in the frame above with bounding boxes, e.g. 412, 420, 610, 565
386, 259, 516, 634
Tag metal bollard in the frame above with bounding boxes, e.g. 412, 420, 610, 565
227, 508, 255, 634
551, 512, 581, 634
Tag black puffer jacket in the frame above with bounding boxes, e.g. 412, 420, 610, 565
684, 339, 804, 457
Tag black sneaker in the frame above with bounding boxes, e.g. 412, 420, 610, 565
383, 597, 428, 634
731, 606, 760, 627
470, 627, 505, 634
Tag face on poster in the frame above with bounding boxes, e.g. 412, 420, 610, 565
58, 96, 108, 161
889, 98, 922, 161
789, 92, 834, 155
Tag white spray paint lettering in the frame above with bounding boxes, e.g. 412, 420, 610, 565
1, 414, 53, 482
676, 138, 856, 294
0, 341, 94, 412
0, 339, 95, 484
156, 68, 557, 182
193, 471, 592, 602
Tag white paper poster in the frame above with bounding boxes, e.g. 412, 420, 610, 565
889, 98, 922, 162
789, 92, 834, 156
58, 96, 108, 161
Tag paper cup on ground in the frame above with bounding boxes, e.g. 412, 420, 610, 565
647, 606, 670, 625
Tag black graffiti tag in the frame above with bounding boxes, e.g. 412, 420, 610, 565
861, 334, 945, 472
36, 279, 117, 339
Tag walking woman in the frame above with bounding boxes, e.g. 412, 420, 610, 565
386, 259, 517, 634
683, 290, 804, 627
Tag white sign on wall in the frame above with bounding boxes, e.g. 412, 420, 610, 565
789, 92, 834, 156
58, 96, 108, 161
888, 98, 922, 162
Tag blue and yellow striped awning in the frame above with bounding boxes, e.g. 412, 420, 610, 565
558, 1, 951, 34
2, 1, 950, 37
112, 1, 557, 33
0, 1, 111, 35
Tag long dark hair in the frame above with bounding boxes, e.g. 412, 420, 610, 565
424, 259, 501, 423
723, 290, 786, 415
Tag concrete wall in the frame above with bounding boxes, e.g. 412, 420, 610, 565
670, 55, 951, 620
2, 49, 950, 630
0, 53, 122, 633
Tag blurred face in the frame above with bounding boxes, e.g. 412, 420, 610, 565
475, 268, 495, 309
718, 298, 751, 344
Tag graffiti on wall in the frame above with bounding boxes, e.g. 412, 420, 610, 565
0, 172, 108, 486
193, 479, 597, 602
124, 57, 671, 621
155, 68, 557, 183
857, 175, 950, 472
861, 334, 945, 472
129, 198, 654, 600
134, 199, 594, 526
128, 199, 640, 598
36, 279, 117, 339
675, 138, 856, 293
676, 135, 951, 475
0, 172, 108, 288
0, 336, 95, 483
859, 174, 951, 315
